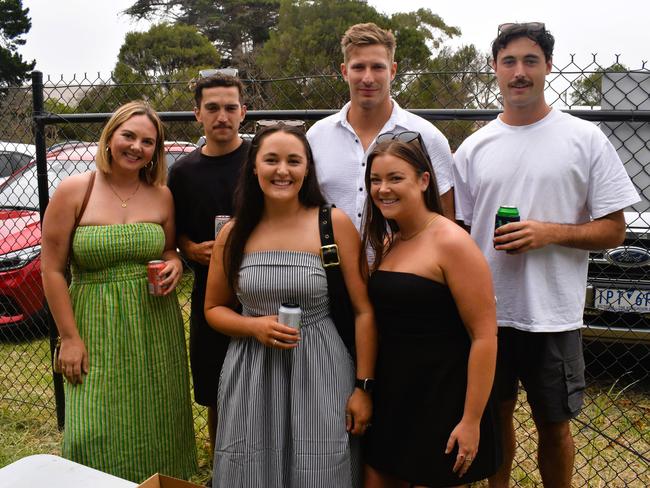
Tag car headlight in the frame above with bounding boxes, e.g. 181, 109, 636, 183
0, 245, 41, 271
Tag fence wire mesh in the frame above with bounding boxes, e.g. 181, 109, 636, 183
1, 59, 649, 486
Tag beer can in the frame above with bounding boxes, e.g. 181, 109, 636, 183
215, 215, 231, 238
147, 260, 166, 296
278, 302, 301, 329
495, 206, 520, 230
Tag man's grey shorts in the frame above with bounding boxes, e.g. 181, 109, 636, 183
494, 327, 585, 423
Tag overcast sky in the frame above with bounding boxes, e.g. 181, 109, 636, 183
18, 0, 649, 81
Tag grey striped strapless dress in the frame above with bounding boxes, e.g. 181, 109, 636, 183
212, 250, 360, 488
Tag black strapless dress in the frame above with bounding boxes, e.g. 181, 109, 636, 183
365, 271, 501, 487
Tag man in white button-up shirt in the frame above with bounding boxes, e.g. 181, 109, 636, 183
307, 22, 455, 230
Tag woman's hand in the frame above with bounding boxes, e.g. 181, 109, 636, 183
251, 315, 300, 349
58, 336, 89, 385
159, 257, 183, 294
446, 418, 480, 478
345, 389, 372, 435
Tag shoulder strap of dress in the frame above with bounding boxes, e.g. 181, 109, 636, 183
73, 171, 96, 229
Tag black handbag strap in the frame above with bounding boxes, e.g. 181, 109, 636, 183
318, 204, 356, 360
319, 204, 341, 267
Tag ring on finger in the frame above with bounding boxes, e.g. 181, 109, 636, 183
272, 339, 277, 346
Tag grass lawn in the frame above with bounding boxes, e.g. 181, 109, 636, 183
1, 270, 648, 486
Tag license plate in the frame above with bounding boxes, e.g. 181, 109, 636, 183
594, 288, 650, 313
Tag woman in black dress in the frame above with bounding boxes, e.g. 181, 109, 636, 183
362, 134, 501, 488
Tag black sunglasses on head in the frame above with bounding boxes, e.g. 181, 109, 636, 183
497, 22, 545, 35
376, 130, 422, 145
199, 67, 239, 78
255, 119, 306, 131
375, 131, 433, 165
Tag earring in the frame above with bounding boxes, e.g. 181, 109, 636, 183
146, 160, 154, 169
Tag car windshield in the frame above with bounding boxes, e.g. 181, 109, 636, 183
0, 153, 13, 177
0, 157, 95, 210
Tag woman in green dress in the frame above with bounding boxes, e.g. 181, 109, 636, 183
41, 101, 197, 482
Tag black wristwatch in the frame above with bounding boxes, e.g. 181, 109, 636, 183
355, 378, 375, 393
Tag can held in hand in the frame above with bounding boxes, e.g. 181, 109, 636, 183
278, 302, 301, 329
495, 206, 520, 230
147, 260, 166, 296
495, 206, 520, 250
215, 215, 231, 238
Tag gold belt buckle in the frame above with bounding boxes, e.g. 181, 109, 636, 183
320, 244, 340, 267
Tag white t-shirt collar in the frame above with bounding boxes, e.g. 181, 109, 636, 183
337, 99, 407, 139
496, 107, 558, 131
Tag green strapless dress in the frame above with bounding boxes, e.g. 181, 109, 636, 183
62, 223, 197, 482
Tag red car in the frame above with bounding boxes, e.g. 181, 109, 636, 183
0, 141, 196, 333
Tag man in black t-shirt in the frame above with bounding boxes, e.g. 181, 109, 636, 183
168, 73, 249, 462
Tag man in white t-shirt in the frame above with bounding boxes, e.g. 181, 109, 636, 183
307, 22, 455, 230
453, 23, 639, 488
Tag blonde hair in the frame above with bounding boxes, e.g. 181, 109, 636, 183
341, 22, 396, 64
96, 101, 167, 186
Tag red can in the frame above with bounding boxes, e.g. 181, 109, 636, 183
147, 260, 166, 296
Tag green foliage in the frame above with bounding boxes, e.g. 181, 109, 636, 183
252, 0, 469, 109
395, 45, 496, 150
256, 1, 464, 78
43, 99, 88, 142
0, 85, 31, 142
71, 79, 199, 143
0, 0, 35, 89
115, 23, 220, 81
390, 9, 460, 49
570, 63, 628, 106
71, 22, 216, 138
258, 0, 385, 77
120, 0, 491, 115
124, 0, 281, 64
399, 45, 496, 110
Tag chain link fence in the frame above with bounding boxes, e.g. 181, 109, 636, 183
1, 59, 649, 485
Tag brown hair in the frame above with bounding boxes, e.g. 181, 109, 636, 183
341, 22, 396, 64
362, 140, 442, 271
96, 101, 167, 186
194, 74, 245, 106
492, 23, 555, 62
224, 125, 326, 291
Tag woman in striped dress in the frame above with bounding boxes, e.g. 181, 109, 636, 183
41, 101, 196, 482
204, 125, 377, 487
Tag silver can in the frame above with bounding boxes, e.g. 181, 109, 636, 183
215, 214, 231, 238
278, 302, 301, 329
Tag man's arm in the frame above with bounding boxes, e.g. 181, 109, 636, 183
178, 234, 214, 266
494, 209, 626, 254
440, 188, 455, 221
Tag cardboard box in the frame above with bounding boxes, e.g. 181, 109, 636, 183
138, 473, 203, 488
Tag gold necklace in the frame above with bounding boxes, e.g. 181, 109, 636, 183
399, 215, 438, 241
106, 179, 141, 208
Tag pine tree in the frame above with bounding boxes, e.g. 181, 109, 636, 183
0, 0, 35, 88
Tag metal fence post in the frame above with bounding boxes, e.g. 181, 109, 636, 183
32, 70, 65, 430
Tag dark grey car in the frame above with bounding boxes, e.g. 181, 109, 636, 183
584, 211, 650, 345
